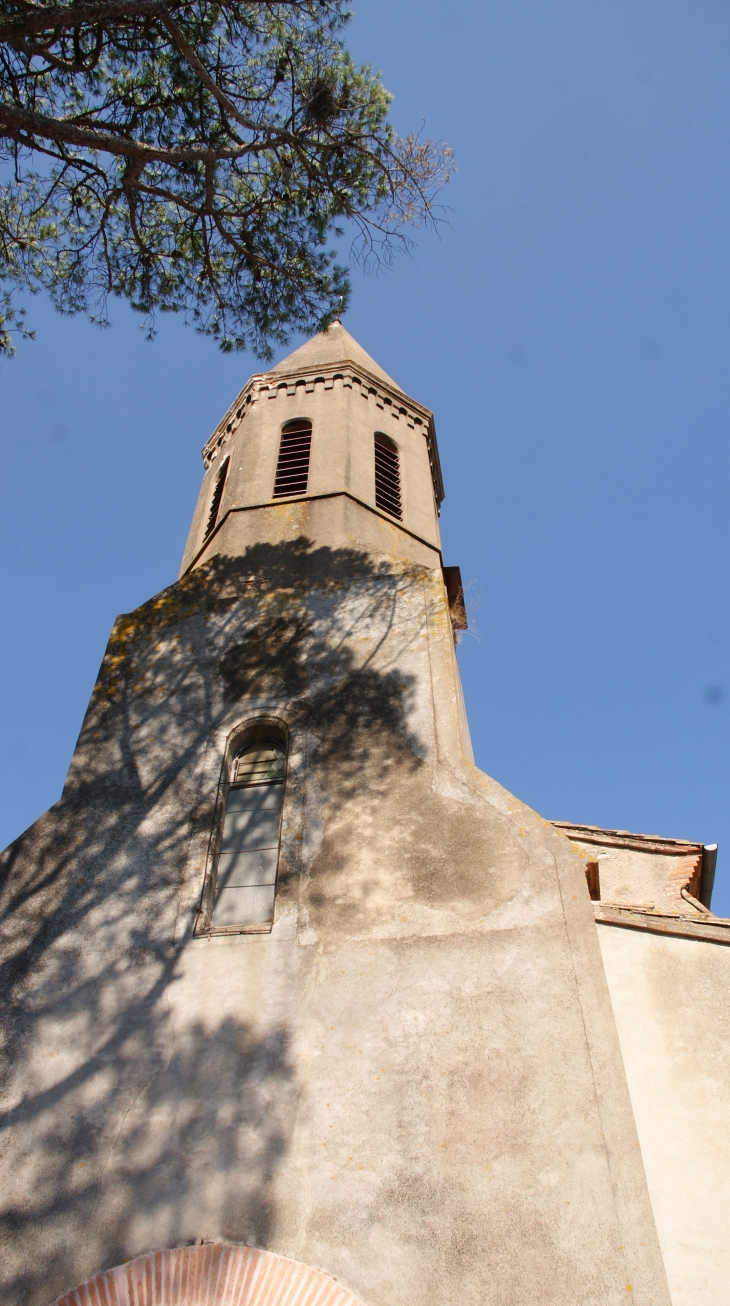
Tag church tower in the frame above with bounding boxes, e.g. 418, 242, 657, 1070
0, 326, 670, 1306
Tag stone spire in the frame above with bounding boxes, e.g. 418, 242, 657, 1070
269, 320, 402, 391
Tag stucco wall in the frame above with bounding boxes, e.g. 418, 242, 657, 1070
597, 924, 730, 1306
192, 496, 442, 580
0, 534, 668, 1306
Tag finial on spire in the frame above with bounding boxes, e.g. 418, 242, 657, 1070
333, 295, 344, 323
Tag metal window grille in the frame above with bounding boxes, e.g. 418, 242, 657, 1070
374, 433, 402, 520
204, 457, 229, 539
273, 420, 312, 497
211, 740, 286, 933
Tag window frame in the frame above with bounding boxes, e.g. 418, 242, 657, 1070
203, 455, 230, 542
373, 431, 402, 521
273, 417, 313, 499
195, 717, 289, 937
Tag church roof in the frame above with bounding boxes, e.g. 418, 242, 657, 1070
269, 321, 402, 391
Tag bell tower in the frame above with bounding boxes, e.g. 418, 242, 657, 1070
0, 327, 671, 1306
181, 320, 445, 576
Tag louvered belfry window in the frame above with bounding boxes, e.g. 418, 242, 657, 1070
204, 457, 229, 539
273, 419, 312, 497
211, 739, 286, 932
374, 433, 402, 520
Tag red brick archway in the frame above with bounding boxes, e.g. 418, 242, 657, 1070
52, 1244, 369, 1306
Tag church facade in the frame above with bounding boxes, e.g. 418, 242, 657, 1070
0, 325, 726, 1306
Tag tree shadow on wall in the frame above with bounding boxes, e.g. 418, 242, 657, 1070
0, 1014, 294, 1306
0, 538, 428, 1306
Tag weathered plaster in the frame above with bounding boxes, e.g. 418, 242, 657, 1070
0, 544, 668, 1306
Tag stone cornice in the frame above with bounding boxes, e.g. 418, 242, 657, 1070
201, 360, 446, 507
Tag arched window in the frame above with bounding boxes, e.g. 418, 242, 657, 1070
374, 433, 402, 520
273, 419, 312, 497
204, 457, 229, 540
210, 737, 287, 932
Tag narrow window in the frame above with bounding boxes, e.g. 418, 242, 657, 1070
374, 433, 402, 520
211, 739, 286, 932
273, 419, 312, 497
204, 457, 229, 540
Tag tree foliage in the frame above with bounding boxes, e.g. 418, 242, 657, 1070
0, 1, 451, 357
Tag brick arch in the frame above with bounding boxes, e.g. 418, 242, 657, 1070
52, 1244, 369, 1306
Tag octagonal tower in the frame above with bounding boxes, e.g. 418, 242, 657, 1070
181, 322, 445, 576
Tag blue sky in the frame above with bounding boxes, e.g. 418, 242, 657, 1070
2, 0, 730, 911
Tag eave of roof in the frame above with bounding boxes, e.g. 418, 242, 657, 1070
551, 821, 703, 856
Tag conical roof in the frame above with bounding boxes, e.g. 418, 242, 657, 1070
269, 321, 402, 392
